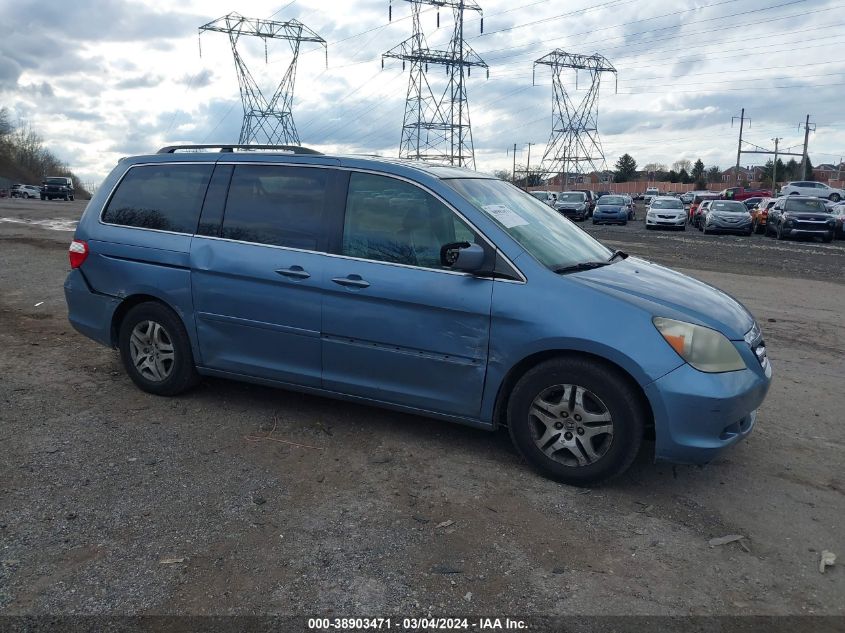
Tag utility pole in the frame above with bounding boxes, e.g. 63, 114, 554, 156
526, 142, 534, 189
534, 50, 616, 184
799, 114, 815, 180
511, 144, 517, 185
383, 0, 488, 168
198, 12, 327, 145
772, 137, 781, 197
732, 108, 746, 184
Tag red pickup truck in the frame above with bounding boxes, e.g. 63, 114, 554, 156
719, 186, 770, 201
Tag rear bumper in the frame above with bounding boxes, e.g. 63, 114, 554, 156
64, 269, 120, 347
645, 359, 771, 464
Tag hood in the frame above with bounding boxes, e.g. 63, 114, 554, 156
596, 205, 625, 212
649, 208, 684, 214
570, 257, 754, 340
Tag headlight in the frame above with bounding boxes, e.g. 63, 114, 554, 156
653, 317, 745, 373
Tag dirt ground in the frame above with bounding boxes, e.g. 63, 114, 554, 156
0, 198, 843, 620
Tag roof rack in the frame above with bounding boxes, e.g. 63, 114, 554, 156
156, 144, 323, 155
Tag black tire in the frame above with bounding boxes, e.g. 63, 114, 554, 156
645, 224, 653, 230
746, 228, 753, 236
118, 302, 200, 396
63, 195, 69, 201
69, 195, 75, 201
680, 224, 686, 231
776, 223, 785, 240
822, 230, 833, 243
507, 356, 645, 486
40, 195, 46, 201
592, 220, 597, 225
829, 194, 841, 202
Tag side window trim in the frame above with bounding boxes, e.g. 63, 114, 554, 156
217, 164, 343, 253
99, 162, 215, 235
328, 168, 516, 283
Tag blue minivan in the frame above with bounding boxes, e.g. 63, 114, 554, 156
65, 145, 772, 485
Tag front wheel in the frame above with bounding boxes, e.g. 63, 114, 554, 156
118, 302, 200, 396
830, 194, 841, 202
507, 357, 645, 486
776, 223, 785, 240
822, 230, 834, 243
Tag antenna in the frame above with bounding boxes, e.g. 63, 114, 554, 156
383, 1, 488, 169
198, 12, 327, 145
534, 50, 616, 188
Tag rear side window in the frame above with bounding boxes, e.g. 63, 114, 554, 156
221, 165, 330, 251
102, 164, 213, 233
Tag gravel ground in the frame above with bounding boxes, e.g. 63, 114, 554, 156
0, 198, 843, 620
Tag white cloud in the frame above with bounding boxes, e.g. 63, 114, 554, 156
1, 0, 843, 184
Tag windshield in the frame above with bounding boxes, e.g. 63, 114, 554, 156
710, 201, 747, 213
46, 178, 69, 185
785, 199, 828, 212
651, 199, 683, 209
556, 192, 586, 203
597, 196, 625, 205
530, 192, 548, 200
446, 179, 612, 270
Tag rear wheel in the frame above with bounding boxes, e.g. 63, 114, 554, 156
118, 302, 200, 396
507, 357, 644, 486
830, 194, 841, 202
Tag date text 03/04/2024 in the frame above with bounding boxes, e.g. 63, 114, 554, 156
307, 617, 528, 630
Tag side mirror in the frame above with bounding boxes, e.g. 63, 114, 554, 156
441, 242, 485, 272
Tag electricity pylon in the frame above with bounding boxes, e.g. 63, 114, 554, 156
534, 50, 616, 185
199, 12, 327, 145
383, 1, 488, 169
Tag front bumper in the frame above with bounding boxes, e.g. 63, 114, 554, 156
593, 213, 627, 223
646, 215, 685, 227
706, 218, 752, 232
559, 208, 589, 220
645, 357, 771, 464
783, 226, 834, 237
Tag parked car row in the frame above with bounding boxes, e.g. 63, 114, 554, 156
3, 178, 75, 201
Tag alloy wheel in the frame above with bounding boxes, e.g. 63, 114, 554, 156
529, 384, 614, 467
129, 320, 175, 382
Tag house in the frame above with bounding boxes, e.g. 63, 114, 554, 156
813, 163, 844, 182
722, 165, 765, 183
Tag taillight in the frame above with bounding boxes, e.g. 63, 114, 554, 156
68, 240, 88, 269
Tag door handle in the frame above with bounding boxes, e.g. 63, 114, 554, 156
275, 266, 310, 280
331, 275, 370, 289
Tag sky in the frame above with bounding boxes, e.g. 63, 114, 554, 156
2, 0, 844, 186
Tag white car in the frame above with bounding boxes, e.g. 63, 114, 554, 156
645, 196, 686, 230
529, 191, 556, 207
644, 187, 660, 204
10, 184, 43, 199
780, 181, 843, 202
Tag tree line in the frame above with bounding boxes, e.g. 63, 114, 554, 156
0, 107, 87, 193
613, 153, 813, 188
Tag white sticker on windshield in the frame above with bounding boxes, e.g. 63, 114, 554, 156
482, 204, 529, 228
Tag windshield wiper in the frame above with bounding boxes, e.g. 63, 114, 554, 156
608, 249, 628, 262
553, 261, 610, 274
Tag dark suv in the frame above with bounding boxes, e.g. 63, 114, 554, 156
766, 196, 836, 242
41, 176, 75, 201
